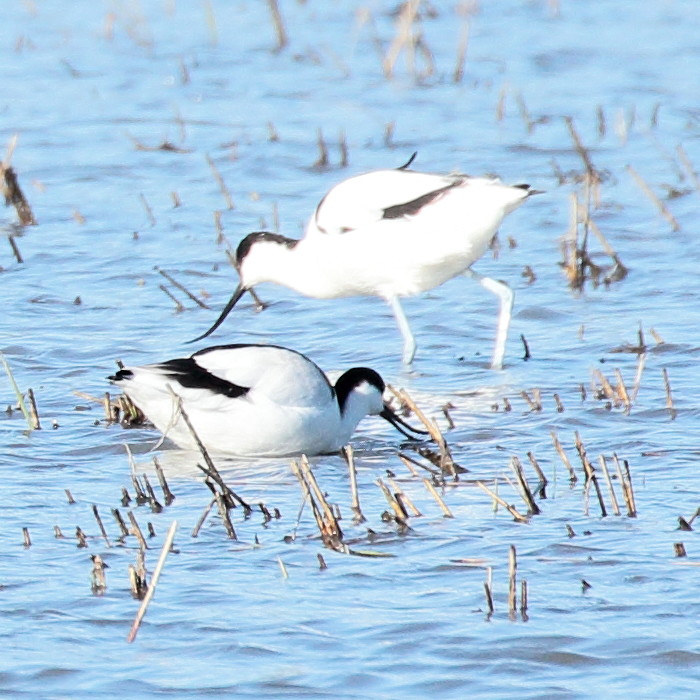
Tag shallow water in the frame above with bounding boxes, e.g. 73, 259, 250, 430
2, 1, 700, 697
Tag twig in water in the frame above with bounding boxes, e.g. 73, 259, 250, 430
158, 284, 184, 312
674, 543, 687, 558
526, 451, 548, 498
191, 496, 215, 537
484, 568, 494, 617
139, 193, 156, 226
8, 235, 23, 263
0, 352, 32, 430
386, 474, 421, 517
574, 432, 606, 517
76, 526, 88, 548
22, 527, 31, 548
313, 129, 328, 169
127, 520, 178, 643
65, 489, 76, 504
112, 508, 130, 538
376, 477, 409, 521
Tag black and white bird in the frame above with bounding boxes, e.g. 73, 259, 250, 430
108, 344, 424, 457
192, 157, 537, 368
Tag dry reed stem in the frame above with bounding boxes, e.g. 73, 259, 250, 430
342, 445, 366, 524
22, 527, 31, 548
112, 508, 130, 538
422, 478, 454, 518
65, 489, 76, 504
662, 368, 677, 420
75, 526, 88, 548
598, 456, 620, 516
574, 432, 606, 517
614, 368, 631, 412
90, 554, 108, 594
191, 497, 215, 538
141, 474, 163, 513
155, 267, 210, 309
1, 351, 32, 429
510, 457, 540, 515
339, 130, 348, 168
267, 0, 288, 51
626, 164, 680, 231
159, 284, 184, 312
382, 0, 421, 79
127, 511, 149, 550
508, 545, 517, 617
387, 475, 422, 517
674, 543, 687, 558
313, 129, 329, 169
1, 135, 36, 225
139, 193, 156, 226
476, 481, 528, 523
153, 457, 175, 506
291, 458, 345, 551
399, 452, 439, 477
613, 453, 637, 517
526, 451, 548, 498
8, 235, 23, 263
453, 13, 469, 83
205, 154, 234, 209
127, 520, 178, 643
376, 478, 408, 520
92, 505, 112, 547
628, 353, 647, 404
26, 388, 40, 429
390, 385, 457, 476
550, 431, 577, 482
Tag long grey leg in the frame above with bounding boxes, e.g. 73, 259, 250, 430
387, 296, 416, 365
464, 269, 514, 370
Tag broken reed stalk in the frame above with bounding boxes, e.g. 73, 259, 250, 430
112, 508, 130, 537
175, 397, 250, 512
630, 352, 647, 402
662, 368, 677, 420
526, 451, 548, 498
90, 554, 108, 594
153, 457, 175, 506
399, 451, 440, 477
520, 580, 529, 620
92, 505, 112, 547
139, 193, 156, 226
476, 481, 528, 523
376, 477, 408, 520
127, 520, 178, 643
191, 496, 215, 537
386, 474, 421, 517
205, 154, 234, 209
291, 457, 345, 551
1, 135, 36, 225
508, 545, 517, 617
574, 432, 607, 517
22, 527, 31, 548
390, 385, 458, 476
342, 445, 366, 523
159, 284, 184, 312
8, 235, 23, 263
26, 388, 41, 429
614, 369, 632, 412
484, 568, 494, 616
141, 473, 163, 513
422, 478, 453, 518
550, 431, 578, 482
127, 511, 149, 550
626, 164, 681, 231
267, 0, 288, 52
0, 351, 32, 430
453, 14, 469, 83
155, 267, 210, 309
382, 0, 420, 78
613, 453, 637, 517
598, 456, 620, 516
510, 457, 540, 515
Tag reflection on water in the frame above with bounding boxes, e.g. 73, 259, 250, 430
2, 0, 700, 697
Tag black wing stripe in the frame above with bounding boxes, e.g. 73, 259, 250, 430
157, 358, 250, 398
382, 182, 458, 220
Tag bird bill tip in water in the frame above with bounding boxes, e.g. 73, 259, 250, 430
379, 404, 429, 440
188, 284, 248, 343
